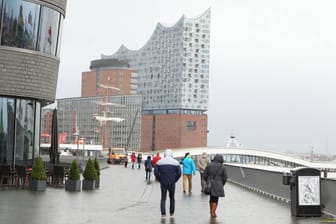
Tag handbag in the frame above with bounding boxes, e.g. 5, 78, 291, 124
204, 179, 212, 195
204, 166, 221, 195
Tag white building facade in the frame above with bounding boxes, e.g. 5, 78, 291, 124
103, 9, 210, 113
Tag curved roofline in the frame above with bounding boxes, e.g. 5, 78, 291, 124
102, 8, 211, 58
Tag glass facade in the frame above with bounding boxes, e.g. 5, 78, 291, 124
38, 6, 60, 55
0, 97, 40, 166
0, 1, 66, 165
105, 9, 210, 112
0, 0, 64, 56
56, 95, 142, 150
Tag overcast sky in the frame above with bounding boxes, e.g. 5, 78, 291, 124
57, 0, 336, 154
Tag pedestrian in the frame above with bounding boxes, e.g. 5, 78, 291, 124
137, 153, 142, 169
144, 155, 153, 184
152, 152, 162, 181
152, 152, 162, 167
197, 152, 210, 193
124, 152, 128, 168
204, 154, 227, 218
181, 152, 196, 193
154, 149, 181, 218
131, 152, 136, 169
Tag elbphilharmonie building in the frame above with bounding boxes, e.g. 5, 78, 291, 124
102, 9, 210, 151
0, 0, 67, 165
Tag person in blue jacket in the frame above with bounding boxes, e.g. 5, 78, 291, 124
181, 152, 196, 193
154, 149, 181, 218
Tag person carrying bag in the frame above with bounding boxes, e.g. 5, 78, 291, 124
204, 154, 228, 218
204, 166, 221, 195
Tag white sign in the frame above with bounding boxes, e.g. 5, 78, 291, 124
298, 176, 320, 206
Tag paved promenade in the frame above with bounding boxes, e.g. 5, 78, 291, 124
0, 164, 333, 224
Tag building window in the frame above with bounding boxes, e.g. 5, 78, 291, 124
1, 0, 40, 50
0, 97, 40, 165
186, 121, 196, 130
38, 6, 60, 55
0, 0, 64, 57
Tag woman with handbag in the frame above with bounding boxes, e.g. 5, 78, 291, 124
204, 154, 227, 218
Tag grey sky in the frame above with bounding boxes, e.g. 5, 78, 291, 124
57, 0, 336, 154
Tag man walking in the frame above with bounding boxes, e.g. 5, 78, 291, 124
154, 149, 181, 218
197, 152, 210, 193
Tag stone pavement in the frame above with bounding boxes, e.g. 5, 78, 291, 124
0, 164, 333, 224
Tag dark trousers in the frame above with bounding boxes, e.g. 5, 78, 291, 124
160, 183, 176, 215
200, 172, 206, 192
145, 170, 151, 182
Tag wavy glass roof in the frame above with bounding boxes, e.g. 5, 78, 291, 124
102, 9, 211, 112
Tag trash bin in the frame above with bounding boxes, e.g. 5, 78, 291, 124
284, 167, 321, 217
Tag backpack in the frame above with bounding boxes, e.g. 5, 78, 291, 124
145, 160, 152, 170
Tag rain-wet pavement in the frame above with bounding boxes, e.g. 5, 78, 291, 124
0, 164, 334, 224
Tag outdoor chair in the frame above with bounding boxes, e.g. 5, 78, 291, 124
45, 164, 55, 186
53, 165, 65, 187
15, 165, 29, 188
0, 165, 14, 187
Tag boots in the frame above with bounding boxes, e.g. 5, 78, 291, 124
210, 202, 218, 218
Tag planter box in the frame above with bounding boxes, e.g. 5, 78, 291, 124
29, 178, 46, 192
95, 178, 100, 188
82, 179, 95, 190
65, 179, 81, 191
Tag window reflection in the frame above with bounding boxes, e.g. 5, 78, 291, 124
56, 16, 64, 57
0, 97, 39, 165
0, 0, 64, 57
1, 0, 40, 50
38, 6, 60, 55
0, 0, 3, 33
34, 102, 41, 158
15, 99, 34, 163
0, 98, 15, 164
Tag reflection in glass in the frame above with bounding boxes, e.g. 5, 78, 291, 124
34, 102, 41, 159
56, 15, 64, 57
0, 0, 3, 35
38, 6, 60, 55
15, 99, 34, 164
0, 98, 15, 164
1, 0, 40, 50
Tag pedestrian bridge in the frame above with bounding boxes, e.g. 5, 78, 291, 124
154, 147, 336, 173
150, 147, 336, 217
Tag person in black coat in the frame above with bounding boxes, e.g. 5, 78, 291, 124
144, 155, 153, 184
204, 154, 227, 218
137, 153, 142, 169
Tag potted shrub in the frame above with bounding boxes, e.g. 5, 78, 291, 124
29, 157, 47, 191
82, 158, 97, 190
94, 158, 101, 188
65, 160, 81, 191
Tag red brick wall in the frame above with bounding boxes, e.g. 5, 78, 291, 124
82, 71, 97, 97
141, 114, 208, 151
140, 115, 153, 151
81, 69, 135, 97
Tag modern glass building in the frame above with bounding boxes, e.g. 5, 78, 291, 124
57, 95, 142, 151
103, 9, 210, 112
0, 0, 67, 166
102, 9, 211, 151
